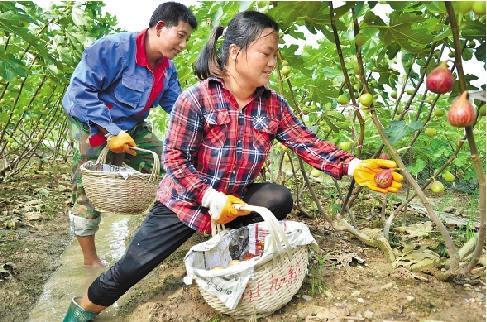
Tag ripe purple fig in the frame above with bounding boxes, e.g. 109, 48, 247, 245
374, 169, 393, 189
448, 92, 476, 128
426, 62, 454, 94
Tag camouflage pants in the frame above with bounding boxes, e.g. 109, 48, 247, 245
69, 118, 163, 236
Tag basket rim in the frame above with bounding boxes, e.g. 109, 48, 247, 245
251, 244, 307, 270
80, 160, 160, 180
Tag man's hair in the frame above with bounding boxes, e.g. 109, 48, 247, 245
149, 2, 197, 29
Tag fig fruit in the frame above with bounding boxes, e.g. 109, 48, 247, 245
473, 1, 486, 15
406, 89, 415, 95
453, 1, 473, 14
359, 93, 373, 107
448, 92, 476, 127
426, 62, 454, 94
337, 141, 352, 152
391, 91, 397, 99
425, 128, 437, 137
434, 109, 445, 117
355, 34, 367, 47
281, 65, 291, 76
351, 61, 360, 75
374, 169, 393, 189
430, 181, 445, 193
442, 170, 455, 182
282, 60, 289, 66
337, 95, 349, 105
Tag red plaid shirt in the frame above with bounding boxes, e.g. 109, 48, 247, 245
156, 78, 354, 233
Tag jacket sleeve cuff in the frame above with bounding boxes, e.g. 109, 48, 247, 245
89, 120, 122, 136
196, 186, 213, 205
201, 187, 217, 208
104, 123, 123, 136
347, 158, 361, 176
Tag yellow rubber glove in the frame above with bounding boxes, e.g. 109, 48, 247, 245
215, 195, 251, 225
353, 159, 404, 193
202, 189, 251, 225
106, 132, 137, 156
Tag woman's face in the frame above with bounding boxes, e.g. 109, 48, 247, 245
233, 28, 278, 88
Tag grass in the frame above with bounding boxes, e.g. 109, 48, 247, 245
304, 251, 330, 297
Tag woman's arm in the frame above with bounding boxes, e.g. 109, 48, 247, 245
275, 96, 356, 179
163, 89, 211, 203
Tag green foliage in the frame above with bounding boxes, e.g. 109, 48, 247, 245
1, 1, 485, 192
384, 120, 423, 144
0, 2, 118, 180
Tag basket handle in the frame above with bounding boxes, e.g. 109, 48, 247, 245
211, 204, 290, 253
95, 146, 160, 182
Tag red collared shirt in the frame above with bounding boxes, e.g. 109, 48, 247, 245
135, 29, 169, 111
157, 78, 354, 233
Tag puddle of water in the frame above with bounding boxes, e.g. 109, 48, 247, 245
29, 213, 133, 322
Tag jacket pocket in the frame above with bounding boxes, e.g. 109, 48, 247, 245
114, 76, 145, 108
252, 116, 278, 153
202, 110, 230, 147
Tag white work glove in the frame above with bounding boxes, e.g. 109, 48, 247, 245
201, 188, 250, 225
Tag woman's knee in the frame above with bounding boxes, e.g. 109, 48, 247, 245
246, 183, 293, 219
272, 185, 293, 219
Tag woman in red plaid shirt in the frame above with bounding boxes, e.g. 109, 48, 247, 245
64, 11, 403, 320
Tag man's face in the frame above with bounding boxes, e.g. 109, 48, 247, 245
156, 20, 193, 59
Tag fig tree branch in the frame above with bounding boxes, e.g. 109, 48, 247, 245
445, 1, 486, 273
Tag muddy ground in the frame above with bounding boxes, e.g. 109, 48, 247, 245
0, 160, 485, 322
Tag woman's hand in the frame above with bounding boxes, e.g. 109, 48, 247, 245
202, 188, 251, 224
353, 159, 403, 193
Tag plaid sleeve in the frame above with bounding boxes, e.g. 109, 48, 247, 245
275, 96, 355, 179
163, 89, 210, 203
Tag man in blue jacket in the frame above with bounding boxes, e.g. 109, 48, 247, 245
62, 2, 196, 267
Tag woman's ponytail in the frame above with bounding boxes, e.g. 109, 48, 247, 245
194, 26, 225, 80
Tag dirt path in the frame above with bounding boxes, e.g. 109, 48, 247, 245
0, 163, 72, 322
0, 161, 485, 321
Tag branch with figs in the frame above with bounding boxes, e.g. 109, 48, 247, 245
331, 1, 487, 274
445, 1, 486, 274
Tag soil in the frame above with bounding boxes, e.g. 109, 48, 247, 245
0, 160, 485, 322
0, 161, 72, 322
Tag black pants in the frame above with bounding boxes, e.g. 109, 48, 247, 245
88, 182, 292, 306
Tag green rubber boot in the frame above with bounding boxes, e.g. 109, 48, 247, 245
63, 297, 98, 322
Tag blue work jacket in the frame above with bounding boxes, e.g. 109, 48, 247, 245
62, 31, 181, 136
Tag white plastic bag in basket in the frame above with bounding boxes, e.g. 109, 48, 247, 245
183, 217, 316, 310
100, 164, 140, 180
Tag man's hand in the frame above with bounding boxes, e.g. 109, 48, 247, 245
353, 159, 403, 193
106, 132, 136, 156
202, 188, 251, 225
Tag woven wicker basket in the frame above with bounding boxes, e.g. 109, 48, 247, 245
197, 205, 309, 319
80, 146, 160, 214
